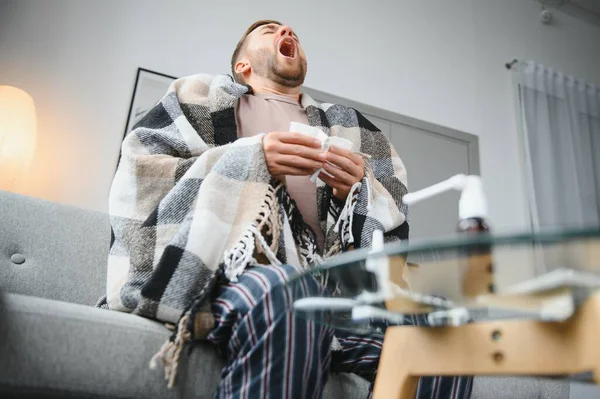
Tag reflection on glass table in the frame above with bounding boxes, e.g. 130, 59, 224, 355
292, 227, 600, 335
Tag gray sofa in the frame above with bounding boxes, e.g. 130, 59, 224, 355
0, 190, 369, 398
0, 189, 598, 398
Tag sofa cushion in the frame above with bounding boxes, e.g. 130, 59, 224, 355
0, 190, 110, 305
471, 375, 598, 399
0, 292, 370, 399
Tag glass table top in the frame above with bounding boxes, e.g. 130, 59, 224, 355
290, 227, 600, 335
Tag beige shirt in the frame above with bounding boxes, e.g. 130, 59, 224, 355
235, 93, 325, 251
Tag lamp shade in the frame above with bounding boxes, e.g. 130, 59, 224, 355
0, 85, 37, 190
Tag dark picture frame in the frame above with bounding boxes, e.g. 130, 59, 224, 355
115, 68, 177, 171
122, 68, 177, 140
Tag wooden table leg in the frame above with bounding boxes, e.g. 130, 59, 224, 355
373, 292, 600, 399
374, 323, 419, 399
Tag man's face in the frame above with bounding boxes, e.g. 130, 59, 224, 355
242, 23, 307, 88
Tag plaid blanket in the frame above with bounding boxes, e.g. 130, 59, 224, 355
103, 73, 409, 383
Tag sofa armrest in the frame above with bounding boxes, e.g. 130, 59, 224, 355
0, 190, 110, 305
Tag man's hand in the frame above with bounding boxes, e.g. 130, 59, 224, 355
319, 146, 365, 201
263, 131, 325, 179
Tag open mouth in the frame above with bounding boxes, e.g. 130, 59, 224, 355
278, 38, 296, 59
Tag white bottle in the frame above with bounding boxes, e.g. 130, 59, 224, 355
403, 174, 494, 297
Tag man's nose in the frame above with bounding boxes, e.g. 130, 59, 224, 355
277, 25, 295, 38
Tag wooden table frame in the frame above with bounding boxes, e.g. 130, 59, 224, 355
373, 292, 600, 398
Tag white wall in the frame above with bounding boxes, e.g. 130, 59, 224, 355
1, 0, 599, 232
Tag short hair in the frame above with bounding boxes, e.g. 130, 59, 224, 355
231, 19, 282, 84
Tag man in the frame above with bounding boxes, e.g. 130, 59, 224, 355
104, 19, 472, 398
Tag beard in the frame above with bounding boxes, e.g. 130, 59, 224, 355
249, 48, 307, 88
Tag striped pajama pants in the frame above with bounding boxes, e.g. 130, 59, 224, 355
207, 264, 473, 399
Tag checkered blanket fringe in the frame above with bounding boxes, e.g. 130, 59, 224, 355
101, 74, 410, 387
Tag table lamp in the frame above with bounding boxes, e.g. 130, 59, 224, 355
0, 85, 37, 191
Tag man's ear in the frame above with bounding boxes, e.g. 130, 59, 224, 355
235, 58, 251, 77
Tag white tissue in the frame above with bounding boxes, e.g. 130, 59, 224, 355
289, 122, 353, 183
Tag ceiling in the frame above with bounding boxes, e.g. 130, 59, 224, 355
534, 0, 600, 27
